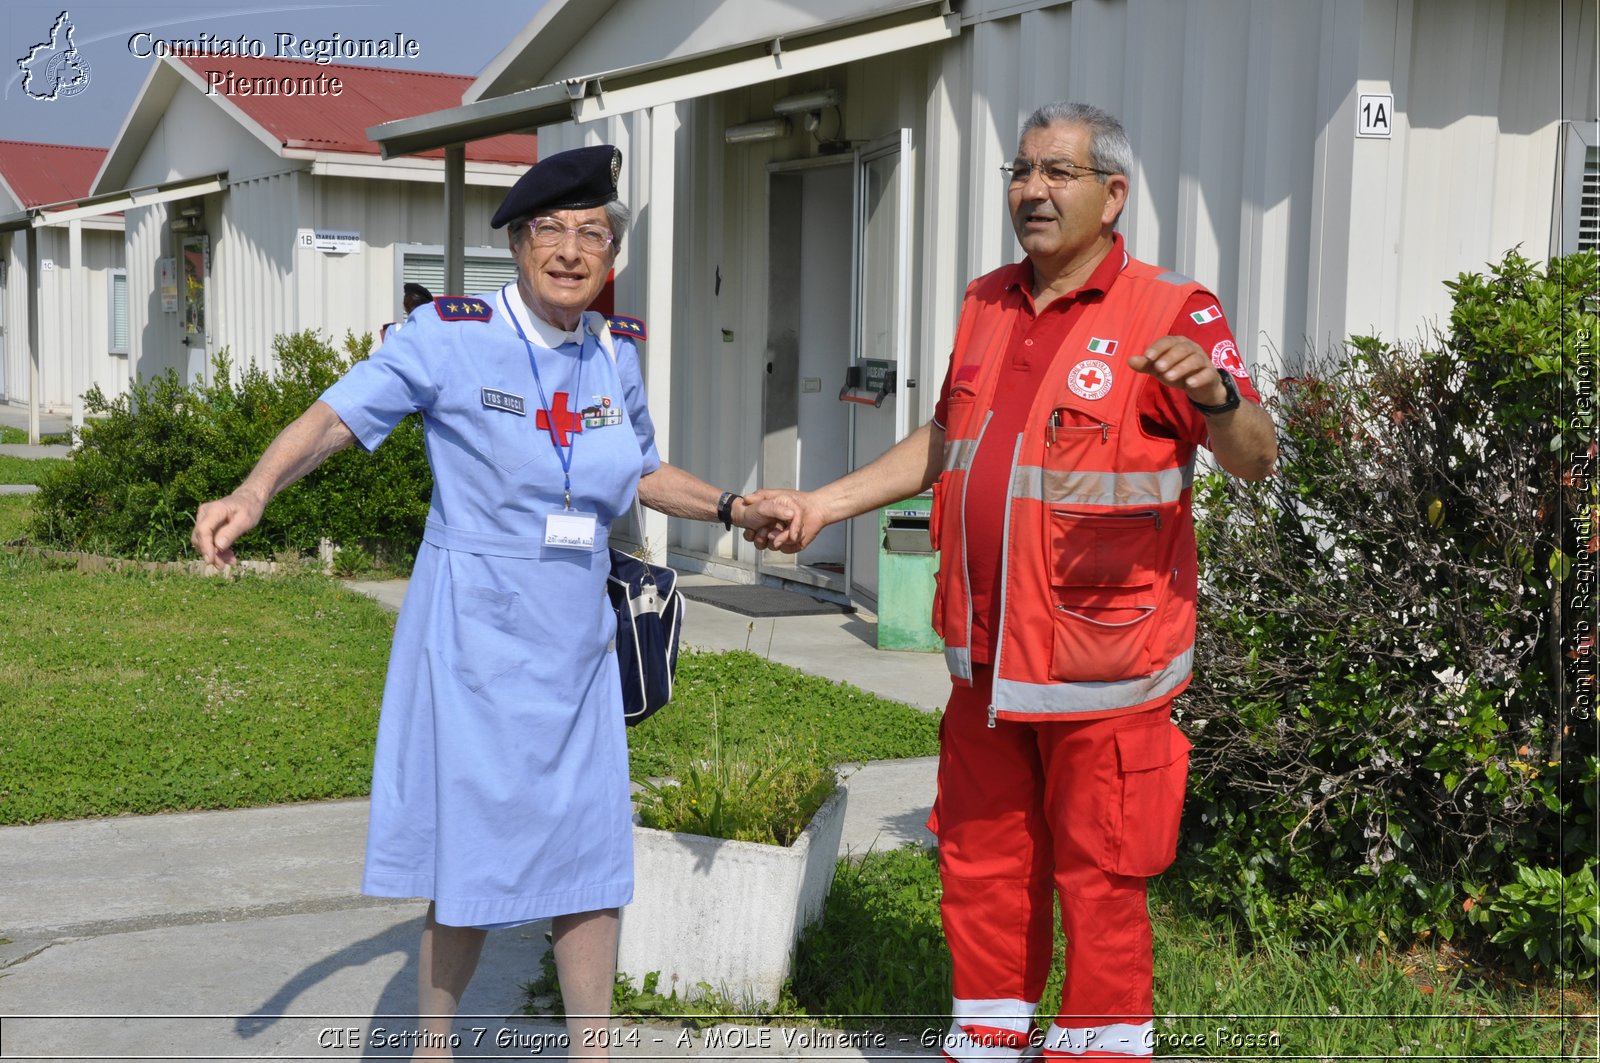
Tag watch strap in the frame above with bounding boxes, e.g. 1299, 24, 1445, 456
1189, 368, 1241, 415
716, 490, 740, 530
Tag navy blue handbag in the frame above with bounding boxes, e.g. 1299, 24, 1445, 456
606, 547, 684, 726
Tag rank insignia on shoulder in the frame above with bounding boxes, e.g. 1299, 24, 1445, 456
435, 297, 493, 322
606, 314, 646, 340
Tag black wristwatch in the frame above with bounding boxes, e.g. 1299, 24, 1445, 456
716, 490, 742, 530
1189, 368, 1241, 416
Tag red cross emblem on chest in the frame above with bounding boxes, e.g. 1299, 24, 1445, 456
536, 392, 583, 446
1078, 367, 1103, 390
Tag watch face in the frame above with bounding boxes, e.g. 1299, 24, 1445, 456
1220, 369, 1240, 401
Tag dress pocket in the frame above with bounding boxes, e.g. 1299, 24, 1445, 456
1098, 721, 1191, 878
447, 575, 524, 693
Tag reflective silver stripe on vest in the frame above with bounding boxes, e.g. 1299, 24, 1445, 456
1154, 270, 1195, 287
992, 645, 1193, 715
944, 644, 972, 681
1010, 462, 1193, 507
989, 435, 1026, 682
944, 437, 979, 473
952, 410, 993, 663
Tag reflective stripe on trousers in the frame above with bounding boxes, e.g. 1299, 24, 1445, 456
942, 997, 1037, 1063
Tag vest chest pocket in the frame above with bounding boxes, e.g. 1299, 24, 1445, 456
1048, 509, 1159, 682
1043, 406, 1115, 474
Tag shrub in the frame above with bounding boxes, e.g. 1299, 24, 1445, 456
635, 719, 837, 846
29, 331, 431, 564
1177, 249, 1598, 981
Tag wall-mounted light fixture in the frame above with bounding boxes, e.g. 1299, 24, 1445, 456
724, 117, 790, 144
772, 89, 840, 116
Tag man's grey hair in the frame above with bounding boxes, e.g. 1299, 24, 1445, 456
508, 198, 632, 251
1019, 101, 1133, 181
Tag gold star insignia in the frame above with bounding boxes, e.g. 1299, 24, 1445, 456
446, 302, 460, 313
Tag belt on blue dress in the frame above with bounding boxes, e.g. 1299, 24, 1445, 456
422, 514, 607, 558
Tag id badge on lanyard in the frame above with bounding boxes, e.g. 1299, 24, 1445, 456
502, 288, 600, 551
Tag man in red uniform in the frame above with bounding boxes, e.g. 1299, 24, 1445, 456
748, 101, 1277, 1059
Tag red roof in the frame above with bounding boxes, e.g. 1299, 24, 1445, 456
0, 140, 107, 208
176, 56, 535, 165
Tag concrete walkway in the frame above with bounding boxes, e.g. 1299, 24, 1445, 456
0, 407, 72, 496
0, 571, 951, 1061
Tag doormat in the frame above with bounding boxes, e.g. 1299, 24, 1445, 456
679, 584, 855, 618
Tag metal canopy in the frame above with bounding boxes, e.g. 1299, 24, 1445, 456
365, 5, 957, 157
11, 173, 229, 230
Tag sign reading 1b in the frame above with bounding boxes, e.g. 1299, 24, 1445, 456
1357, 93, 1394, 139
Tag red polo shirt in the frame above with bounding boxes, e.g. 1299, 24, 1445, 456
932, 235, 1261, 663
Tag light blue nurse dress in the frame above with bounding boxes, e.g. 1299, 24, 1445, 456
319, 286, 659, 928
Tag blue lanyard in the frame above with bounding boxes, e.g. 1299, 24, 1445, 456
501, 285, 586, 509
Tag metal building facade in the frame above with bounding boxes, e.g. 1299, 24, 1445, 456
511, 0, 1592, 593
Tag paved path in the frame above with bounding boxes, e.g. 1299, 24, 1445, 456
0, 575, 949, 1062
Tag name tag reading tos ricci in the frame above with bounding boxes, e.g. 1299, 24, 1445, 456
546, 510, 598, 551
482, 388, 526, 416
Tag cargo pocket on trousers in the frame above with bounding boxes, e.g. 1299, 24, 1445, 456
1099, 721, 1191, 878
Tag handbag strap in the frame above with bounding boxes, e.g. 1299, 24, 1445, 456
585, 310, 651, 556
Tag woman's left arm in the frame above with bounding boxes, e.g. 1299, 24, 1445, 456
636, 464, 779, 532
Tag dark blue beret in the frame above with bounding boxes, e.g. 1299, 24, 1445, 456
491, 145, 622, 229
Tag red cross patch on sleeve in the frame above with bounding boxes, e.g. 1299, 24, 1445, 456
434, 297, 493, 322
606, 314, 646, 340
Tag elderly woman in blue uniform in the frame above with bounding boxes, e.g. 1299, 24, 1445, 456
192, 145, 783, 1059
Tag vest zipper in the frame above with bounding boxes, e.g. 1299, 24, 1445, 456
987, 704, 997, 728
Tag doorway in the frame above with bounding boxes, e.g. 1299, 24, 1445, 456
761, 131, 911, 606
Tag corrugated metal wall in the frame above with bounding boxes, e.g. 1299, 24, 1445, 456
0, 225, 124, 411
124, 172, 509, 387
440, 0, 1599, 572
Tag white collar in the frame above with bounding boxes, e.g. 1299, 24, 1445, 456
498, 284, 596, 348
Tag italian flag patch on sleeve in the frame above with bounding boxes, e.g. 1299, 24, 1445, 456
1086, 337, 1118, 355
1190, 304, 1223, 325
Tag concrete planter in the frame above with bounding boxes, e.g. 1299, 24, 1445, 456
616, 785, 848, 1007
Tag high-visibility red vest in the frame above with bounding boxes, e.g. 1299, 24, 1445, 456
931, 257, 1207, 723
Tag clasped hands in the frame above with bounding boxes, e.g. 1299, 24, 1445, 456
736, 490, 830, 554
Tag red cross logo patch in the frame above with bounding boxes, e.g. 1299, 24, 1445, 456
1211, 339, 1249, 378
536, 392, 583, 446
1067, 358, 1114, 401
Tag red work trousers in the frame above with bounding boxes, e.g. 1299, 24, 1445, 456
932, 667, 1191, 1061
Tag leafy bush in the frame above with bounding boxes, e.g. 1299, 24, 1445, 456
29, 331, 430, 563
1468, 859, 1600, 982
1178, 249, 1598, 981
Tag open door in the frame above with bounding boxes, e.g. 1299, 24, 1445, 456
179, 232, 209, 384
844, 129, 912, 605
760, 129, 913, 606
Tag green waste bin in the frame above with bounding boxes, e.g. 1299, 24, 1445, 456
876, 492, 943, 652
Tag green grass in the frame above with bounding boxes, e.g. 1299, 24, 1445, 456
0, 551, 395, 824
0, 426, 71, 445
626, 650, 939, 777
0, 495, 33, 542
0, 455, 65, 485
788, 846, 1597, 1060
0, 554, 937, 825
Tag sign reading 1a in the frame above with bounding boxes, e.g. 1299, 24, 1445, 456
1357, 93, 1394, 139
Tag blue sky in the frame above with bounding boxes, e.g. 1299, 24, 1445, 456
2, 1, 541, 146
